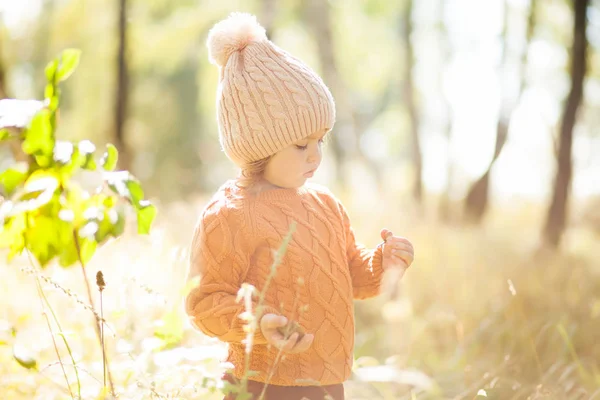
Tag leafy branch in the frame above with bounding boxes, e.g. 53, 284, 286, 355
0, 49, 157, 398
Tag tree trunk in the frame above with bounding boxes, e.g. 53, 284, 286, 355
0, 26, 7, 99
463, 119, 508, 222
464, 0, 536, 223
260, 0, 277, 39
437, 0, 454, 222
303, 0, 348, 187
114, 0, 131, 171
542, 0, 588, 248
399, 0, 423, 206
303, 0, 385, 190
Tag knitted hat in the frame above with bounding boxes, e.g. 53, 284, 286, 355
207, 13, 336, 166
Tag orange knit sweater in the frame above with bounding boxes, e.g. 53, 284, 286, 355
185, 180, 384, 387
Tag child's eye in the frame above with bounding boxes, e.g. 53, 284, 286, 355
295, 145, 308, 150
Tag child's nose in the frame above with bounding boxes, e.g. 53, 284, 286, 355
307, 146, 321, 164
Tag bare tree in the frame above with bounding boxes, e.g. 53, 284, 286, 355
464, 0, 537, 223
542, 0, 589, 248
400, 0, 423, 206
260, 0, 277, 39
114, 0, 131, 171
303, 0, 388, 189
0, 24, 7, 99
302, 0, 350, 186
437, 0, 455, 222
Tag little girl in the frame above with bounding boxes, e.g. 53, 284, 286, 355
185, 13, 415, 400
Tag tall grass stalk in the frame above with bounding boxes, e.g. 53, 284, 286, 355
26, 249, 81, 399
233, 222, 296, 398
73, 232, 116, 397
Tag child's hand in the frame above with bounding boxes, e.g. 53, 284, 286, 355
380, 229, 414, 270
259, 314, 314, 353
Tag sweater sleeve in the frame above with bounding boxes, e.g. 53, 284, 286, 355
184, 203, 278, 345
340, 203, 384, 300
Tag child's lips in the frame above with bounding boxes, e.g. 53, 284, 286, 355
304, 169, 316, 177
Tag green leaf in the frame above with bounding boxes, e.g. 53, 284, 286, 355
0, 128, 10, 141
136, 202, 156, 235
111, 207, 125, 237
8, 172, 59, 216
0, 164, 28, 196
103, 172, 155, 234
13, 344, 37, 370
101, 144, 118, 171
58, 236, 78, 267
78, 140, 97, 170
154, 308, 184, 349
82, 156, 96, 171
95, 214, 112, 244
25, 215, 58, 267
105, 171, 144, 206
102, 195, 116, 209
22, 109, 54, 157
56, 49, 81, 82
45, 59, 59, 83
44, 84, 55, 102
126, 180, 144, 208
0, 212, 26, 260
57, 146, 84, 182
34, 154, 53, 168
77, 237, 97, 264
93, 204, 123, 243
104, 171, 128, 197
47, 92, 59, 112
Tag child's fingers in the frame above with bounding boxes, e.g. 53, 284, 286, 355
269, 332, 293, 349
380, 229, 393, 242
291, 333, 314, 353
385, 243, 412, 259
387, 237, 414, 249
390, 242, 413, 253
392, 251, 413, 266
261, 314, 287, 330
281, 333, 299, 351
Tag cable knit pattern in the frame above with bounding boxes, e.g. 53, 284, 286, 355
207, 13, 336, 166
185, 181, 384, 386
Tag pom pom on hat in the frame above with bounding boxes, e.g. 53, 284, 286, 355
207, 12, 268, 67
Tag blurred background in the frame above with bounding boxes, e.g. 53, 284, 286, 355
1, 0, 600, 399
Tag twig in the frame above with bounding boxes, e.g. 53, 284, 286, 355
26, 250, 81, 399
34, 275, 74, 399
20, 265, 166, 398
19, 266, 112, 328
41, 361, 103, 386
73, 232, 116, 397
96, 271, 107, 390
241, 222, 297, 394
258, 285, 302, 400
37, 368, 76, 396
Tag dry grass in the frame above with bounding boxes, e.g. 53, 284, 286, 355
1, 192, 599, 399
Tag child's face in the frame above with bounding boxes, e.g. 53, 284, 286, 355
263, 129, 328, 188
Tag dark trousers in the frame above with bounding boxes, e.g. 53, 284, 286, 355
222, 374, 345, 400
